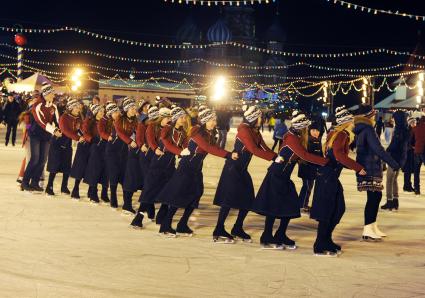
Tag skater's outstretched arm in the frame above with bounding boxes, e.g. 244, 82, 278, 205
192, 132, 230, 158
160, 125, 183, 155
59, 114, 80, 141
333, 131, 363, 172
284, 133, 328, 166
238, 125, 276, 161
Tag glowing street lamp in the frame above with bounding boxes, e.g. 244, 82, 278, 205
211, 76, 227, 101
70, 68, 84, 92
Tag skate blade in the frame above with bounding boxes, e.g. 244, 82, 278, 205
213, 237, 235, 244
261, 244, 285, 250
121, 210, 136, 216
314, 252, 339, 257
361, 236, 382, 242
89, 201, 100, 206
158, 232, 177, 238
283, 244, 297, 250
130, 225, 143, 230
234, 237, 253, 243
177, 232, 193, 237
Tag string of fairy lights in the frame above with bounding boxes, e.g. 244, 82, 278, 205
164, 0, 275, 5
0, 25, 423, 59
324, 0, 425, 22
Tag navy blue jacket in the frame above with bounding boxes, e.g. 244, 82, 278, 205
354, 116, 399, 179
386, 111, 409, 168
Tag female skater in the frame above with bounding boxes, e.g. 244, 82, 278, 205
115, 97, 139, 214
104, 102, 122, 209
45, 98, 84, 196
158, 108, 238, 237
310, 106, 365, 256
83, 103, 110, 203
252, 111, 328, 250
213, 106, 277, 243
353, 105, 399, 241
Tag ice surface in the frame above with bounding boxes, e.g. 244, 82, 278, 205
1, 129, 425, 297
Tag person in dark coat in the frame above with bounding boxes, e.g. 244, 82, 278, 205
216, 107, 232, 149
22, 83, 61, 192
402, 116, 416, 192
298, 121, 323, 213
115, 97, 139, 214
131, 107, 188, 229
412, 114, 425, 195
381, 111, 409, 211
271, 116, 288, 152
136, 106, 171, 220
311, 106, 365, 256
353, 105, 399, 242
69, 103, 94, 200
157, 109, 238, 237
46, 98, 84, 196
104, 102, 123, 209
252, 111, 328, 250
83, 104, 110, 203
213, 106, 276, 243
3, 94, 21, 146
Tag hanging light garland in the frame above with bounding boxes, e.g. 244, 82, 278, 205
0, 26, 423, 59
164, 0, 275, 5
323, 0, 425, 22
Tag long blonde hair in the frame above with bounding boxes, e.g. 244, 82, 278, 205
326, 122, 354, 152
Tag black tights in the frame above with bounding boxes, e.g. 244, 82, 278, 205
162, 206, 195, 229
72, 179, 81, 192
364, 191, 382, 225
263, 216, 290, 237
216, 207, 248, 230
47, 173, 69, 190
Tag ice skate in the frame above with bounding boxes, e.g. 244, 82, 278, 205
274, 230, 297, 250
176, 223, 194, 237
213, 228, 234, 244
314, 241, 338, 257
130, 213, 144, 229
393, 198, 399, 211
70, 189, 80, 200
231, 226, 252, 243
100, 195, 110, 203
29, 184, 43, 194
45, 186, 55, 197
372, 222, 387, 237
21, 183, 33, 192
362, 224, 382, 242
381, 200, 394, 211
159, 225, 177, 238
328, 239, 342, 254
122, 206, 136, 216
260, 233, 284, 250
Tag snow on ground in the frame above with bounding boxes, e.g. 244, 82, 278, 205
0, 129, 425, 298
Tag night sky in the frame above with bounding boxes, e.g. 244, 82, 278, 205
1, 0, 425, 109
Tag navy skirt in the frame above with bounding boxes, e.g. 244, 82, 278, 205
139, 152, 176, 204
213, 159, 254, 210
123, 148, 144, 193
310, 166, 345, 224
157, 155, 204, 209
84, 139, 108, 186
251, 162, 300, 219
105, 138, 127, 186
47, 136, 72, 174
70, 142, 91, 180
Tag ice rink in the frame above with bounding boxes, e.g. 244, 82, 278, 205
1, 129, 425, 297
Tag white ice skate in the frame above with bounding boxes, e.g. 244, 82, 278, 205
372, 222, 387, 237
362, 224, 382, 242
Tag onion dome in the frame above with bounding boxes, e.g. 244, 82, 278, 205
265, 16, 286, 43
207, 19, 232, 43
176, 17, 201, 43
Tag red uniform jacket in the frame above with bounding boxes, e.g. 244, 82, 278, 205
160, 124, 188, 155
282, 132, 328, 166
236, 123, 276, 161
329, 130, 363, 172
98, 117, 113, 141
32, 100, 59, 135
146, 123, 162, 151
136, 122, 147, 148
190, 126, 230, 158
114, 115, 137, 144
82, 117, 98, 143
59, 113, 82, 141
